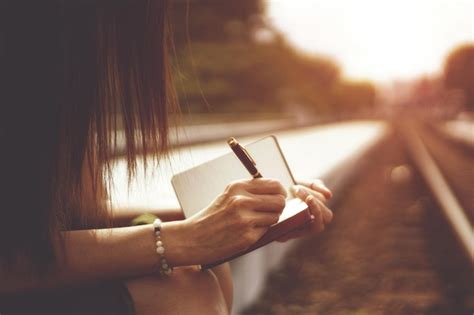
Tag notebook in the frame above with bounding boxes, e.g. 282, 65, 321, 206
171, 136, 313, 268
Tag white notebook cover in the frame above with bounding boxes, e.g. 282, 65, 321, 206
171, 136, 303, 218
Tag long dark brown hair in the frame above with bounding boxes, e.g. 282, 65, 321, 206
0, 0, 176, 272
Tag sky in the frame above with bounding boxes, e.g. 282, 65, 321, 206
267, 0, 473, 83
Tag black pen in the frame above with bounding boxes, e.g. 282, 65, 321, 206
227, 137, 263, 178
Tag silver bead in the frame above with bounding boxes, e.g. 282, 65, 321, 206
156, 246, 165, 255
153, 218, 162, 228
156, 240, 163, 247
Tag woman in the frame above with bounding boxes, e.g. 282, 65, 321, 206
0, 1, 333, 314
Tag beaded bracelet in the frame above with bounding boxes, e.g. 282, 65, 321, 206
153, 218, 173, 275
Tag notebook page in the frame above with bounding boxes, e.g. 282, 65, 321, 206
172, 136, 297, 218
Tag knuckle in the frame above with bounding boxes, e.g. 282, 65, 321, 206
296, 187, 308, 199
229, 195, 247, 209
220, 189, 231, 200
226, 180, 245, 193
224, 183, 233, 193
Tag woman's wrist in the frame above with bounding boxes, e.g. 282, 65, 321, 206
159, 219, 203, 267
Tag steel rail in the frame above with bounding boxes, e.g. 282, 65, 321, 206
401, 123, 474, 264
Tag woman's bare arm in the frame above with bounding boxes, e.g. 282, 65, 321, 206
110, 207, 185, 227
1, 224, 171, 294
1, 178, 287, 296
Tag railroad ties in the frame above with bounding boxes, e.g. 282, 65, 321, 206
242, 121, 474, 315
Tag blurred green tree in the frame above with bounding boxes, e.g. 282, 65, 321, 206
170, 0, 376, 119
171, 0, 264, 44
444, 44, 474, 111
331, 81, 376, 117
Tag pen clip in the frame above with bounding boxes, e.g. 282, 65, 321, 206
241, 145, 256, 166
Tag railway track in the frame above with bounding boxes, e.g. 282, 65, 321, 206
401, 122, 473, 263
241, 122, 473, 315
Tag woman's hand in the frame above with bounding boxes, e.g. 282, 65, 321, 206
278, 179, 334, 242
161, 178, 287, 266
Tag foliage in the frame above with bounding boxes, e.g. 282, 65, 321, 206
170, 0, 376, 118
331, 81, 376, 116
444, 44, 474, 111
170, 0, 264, 44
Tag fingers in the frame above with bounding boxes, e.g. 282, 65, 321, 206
229, 193, 286, 213
296, 179, 332, 200
292, 185, 326, 203
251, 193, 286, 213
223, 178, 329, 240
306, 195, 325, 233
306, 195, 333, 228
311, 179, 332, 199
319, 201, 333, 223
236, 178, 287, 197
250, 212, 281, 227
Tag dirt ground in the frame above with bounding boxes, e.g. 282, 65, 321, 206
242, 132, 473, 315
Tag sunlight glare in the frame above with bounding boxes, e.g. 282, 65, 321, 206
268, 0, 473, 82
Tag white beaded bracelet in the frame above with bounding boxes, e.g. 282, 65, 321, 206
153, 218, 173, 275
